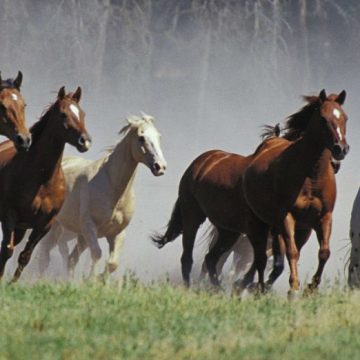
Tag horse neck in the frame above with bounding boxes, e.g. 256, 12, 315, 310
309, 148, 333, 180
277, 123, 327, 192
104, 132, 138, 198
28, 109, 65, 181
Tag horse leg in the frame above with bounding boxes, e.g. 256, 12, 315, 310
199, 229, 233, 281
58, 235, 69, 272
308, 214, 332, 290
0, 214, 19, 279
266, 230, 285, 286
232, 236, 253, 279
180, 202, 205, 287
68, 235, 87, 277
205, 228, 239, 288
38, 222, 64, 274
79, 220, 101, 278
280, 213, 301, 296
104, 231, 126, 276
12, 227, 50, 282
243, 218, 269, 293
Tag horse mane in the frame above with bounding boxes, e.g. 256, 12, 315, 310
253, 123, 281, 154
29, 103, 55, 142
253, 94, 320, 154
106, 114, 155, 154
282, 95, 320, 140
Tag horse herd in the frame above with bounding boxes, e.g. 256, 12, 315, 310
0, 71, 358, 296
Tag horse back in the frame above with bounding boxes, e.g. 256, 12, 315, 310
185, 150, 249, 188
178, 149, 252, 232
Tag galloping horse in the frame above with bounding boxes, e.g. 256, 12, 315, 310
0, 87, 91, 281
238, 90, 348, 295
152, 121, 281, 287
201, 130, 343, 289
0, 71, 31, 150
37, 114, 167, 278
153, 90, 348, 294
348, 187, 360, 288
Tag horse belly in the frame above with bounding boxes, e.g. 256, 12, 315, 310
196, 189, 249, 231
292, 197, 323, 226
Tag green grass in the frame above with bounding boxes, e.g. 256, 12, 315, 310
0, 279, 359, 360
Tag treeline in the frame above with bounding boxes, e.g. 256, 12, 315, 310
0, 0, 358, 117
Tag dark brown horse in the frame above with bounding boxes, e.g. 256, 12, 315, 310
152, 118, 282, 287
0, 86, 91, 281
153, 90, 348, 295
0, 71, 31, 150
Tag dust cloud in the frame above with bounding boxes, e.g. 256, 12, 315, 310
1, 1, 359, 292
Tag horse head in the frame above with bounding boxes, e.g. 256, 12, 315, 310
54, 86, 92, 153
0, 71, 31, 151
123, 113, 167, 176
317, 89, 349, 160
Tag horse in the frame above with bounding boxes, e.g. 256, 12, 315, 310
200, 132, 343, 289
37, 114, 167, 278
0, 71, 31, 150
153, 90, 348, 295
348, 187, 360, 288
0, 86, 91, 281
234, 89, 349, 296
152, 120, 283, 287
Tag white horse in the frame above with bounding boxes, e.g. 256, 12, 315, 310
348, 187, 360, 287
38, 114, 167, 277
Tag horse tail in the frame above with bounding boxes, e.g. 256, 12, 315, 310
152, 198, 183, 248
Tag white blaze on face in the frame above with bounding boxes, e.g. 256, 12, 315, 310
70, 104, 80, 120
333, 108, 341, 119
144, 125, 166, 164
336, 127, 343, 141
11, 93, 18, 101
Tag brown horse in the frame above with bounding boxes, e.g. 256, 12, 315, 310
152, 119, 282, 287
201, 129, 343, 291
153, 90, 348, 294
0, 71, 31, 150
239, 89, 348, 295
0, 86, 91, 281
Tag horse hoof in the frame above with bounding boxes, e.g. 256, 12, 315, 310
232, 280, 246, 297
287, 289, 301, 301
107, 262, 118, 273
303, 283, 319, 297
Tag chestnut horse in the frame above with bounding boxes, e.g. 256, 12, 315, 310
239, 90, 348, 295
0, 87, 91, 281
153, 90, 348, 295
0, 71, 31, 150
201, 131, 343, 290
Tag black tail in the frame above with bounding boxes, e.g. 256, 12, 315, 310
151, 198, 183, 248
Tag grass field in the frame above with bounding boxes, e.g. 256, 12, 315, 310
0, 279, 359, 360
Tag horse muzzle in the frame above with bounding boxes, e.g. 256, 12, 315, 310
14, 132, 32, 152
332, 142, 349, 161
151, 160, 167, 176
77, 133, 92, 153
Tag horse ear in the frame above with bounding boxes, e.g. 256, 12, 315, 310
72, 87, 82, 103
14, 71, 23, 89
336, 90, 346, 105
319, 89, 327, 102
0, 71, 2, 83
58, 86, 66, 99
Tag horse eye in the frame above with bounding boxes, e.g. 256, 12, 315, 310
139, 136, 145, 143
